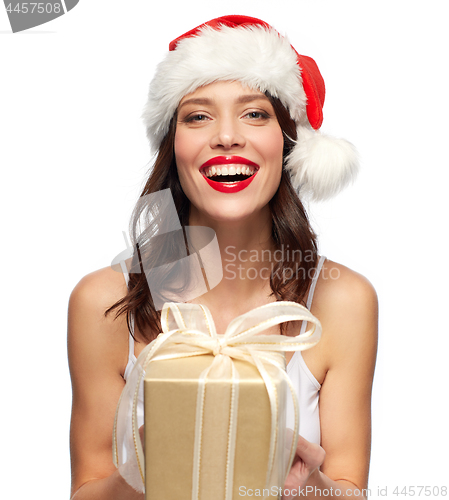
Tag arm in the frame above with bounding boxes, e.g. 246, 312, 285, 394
284, 262, 378, 499
68, 268, 144, 500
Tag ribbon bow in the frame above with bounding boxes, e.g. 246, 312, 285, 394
113, 300, 321, 497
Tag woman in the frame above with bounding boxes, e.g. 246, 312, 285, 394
68, 15, 378, 499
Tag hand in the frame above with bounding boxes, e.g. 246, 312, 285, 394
282, 435, 326, 499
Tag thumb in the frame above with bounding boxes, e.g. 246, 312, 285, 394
295, 434, 325, 470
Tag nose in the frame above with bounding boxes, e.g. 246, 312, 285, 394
210, 117, 246, 150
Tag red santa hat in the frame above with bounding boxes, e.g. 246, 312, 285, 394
142, 15, 359, 201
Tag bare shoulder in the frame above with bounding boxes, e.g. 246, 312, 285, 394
69, 266, 128, 313
313, 259, 378, 369
315, 259, 378, 314
68, 266, 129, 376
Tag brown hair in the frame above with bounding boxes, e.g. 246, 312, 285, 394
106, 95, 318, 340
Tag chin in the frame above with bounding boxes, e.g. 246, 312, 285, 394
191, 198, 270, 226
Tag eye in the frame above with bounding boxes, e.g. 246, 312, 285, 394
244, 111, 270, 120
184, 113, 210, 123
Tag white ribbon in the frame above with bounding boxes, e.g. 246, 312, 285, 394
113, 300, 322, 496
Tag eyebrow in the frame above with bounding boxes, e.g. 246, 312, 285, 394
178, 94, 270, 110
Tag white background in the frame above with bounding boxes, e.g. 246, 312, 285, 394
1, 1, 448, 498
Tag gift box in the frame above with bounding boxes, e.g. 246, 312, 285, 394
144, 354, 287, 499
113, 301, 321, 499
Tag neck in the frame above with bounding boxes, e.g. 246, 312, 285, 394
187, 206, 277, 309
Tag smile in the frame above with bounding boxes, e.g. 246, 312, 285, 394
200, 156, 259, 193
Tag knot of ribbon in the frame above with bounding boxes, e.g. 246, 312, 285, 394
113, 300, 322, 498
212, 337, 228, 356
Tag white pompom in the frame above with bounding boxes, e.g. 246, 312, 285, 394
286, 125, 360, 201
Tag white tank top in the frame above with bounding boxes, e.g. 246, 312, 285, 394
122, 255, 325, 445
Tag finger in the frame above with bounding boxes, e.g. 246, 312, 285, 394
295, 435, 326, 470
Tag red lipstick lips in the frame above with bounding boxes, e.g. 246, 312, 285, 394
200, 156, 259, 193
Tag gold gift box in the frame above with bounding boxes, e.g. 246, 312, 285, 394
144, 353, 286, 500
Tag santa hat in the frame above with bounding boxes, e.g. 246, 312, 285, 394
142, 15, 359, 201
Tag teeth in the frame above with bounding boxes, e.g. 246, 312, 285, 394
203, 164, 256, 177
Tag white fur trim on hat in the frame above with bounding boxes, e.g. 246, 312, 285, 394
143, 25, 306, 149
142, 23, 359, 201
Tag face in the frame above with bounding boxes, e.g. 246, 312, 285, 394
174, 80, 284, 225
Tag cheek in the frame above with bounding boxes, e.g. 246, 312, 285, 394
173, 131, 190, 171
257, 127, 284, 167
174, 128, 206, 165
258, 127, 284, 195
173, 131, 202, 196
